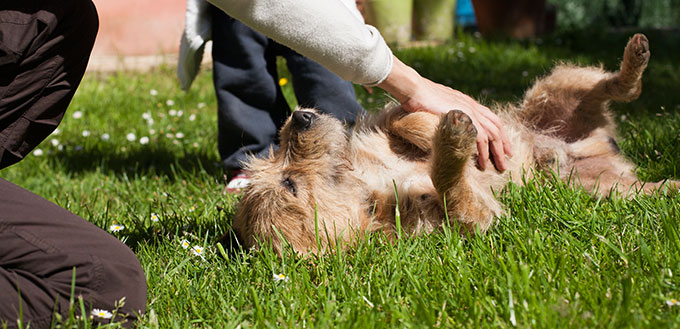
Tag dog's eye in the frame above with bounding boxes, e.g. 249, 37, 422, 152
282, 177, 297, 196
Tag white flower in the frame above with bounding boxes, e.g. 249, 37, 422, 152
146, 118, 154, 125
139, 136, 150, 145
468, 46, 476, 53
126, 133, 136, 142
177, 110, 184, 117
92, 308, 113, 319
189, 205, 196, 212
101, 133, 110, 141
175, 132, 184, 139
273, 273, 289, 282
142, 112, 152, 120
169, 109, 177, 116
109, 224, 125, 232
197, 102, 206, 109
150, 213, 159, 222
149, 89, 158, 96
191, 245, 204, 256
192, 142, 199, 148
166, 99, 175, 106
149, 129, 156, 135
51, 139, 60, 147
667, 299, 680, 306
52, 128, 61, 135
180, 239, 190, 249
165, 133, 174, 139
189, 114, 196, 121
33, 149, 44, 156
82, 130, 90, 137
72, 111, 83, 119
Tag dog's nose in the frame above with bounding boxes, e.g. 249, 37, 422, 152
292, 111, 316, 129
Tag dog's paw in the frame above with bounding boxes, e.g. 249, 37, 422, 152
438, 110, 477, 152
624, 33, 650, 68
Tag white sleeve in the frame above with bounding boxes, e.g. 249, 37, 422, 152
207, 0, 393, 86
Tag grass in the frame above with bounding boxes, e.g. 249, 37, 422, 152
2, 30, 680, 328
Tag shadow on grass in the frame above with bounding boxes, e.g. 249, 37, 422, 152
45, 146, 226, 180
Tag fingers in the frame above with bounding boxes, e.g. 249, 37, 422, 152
476, 133, 489, 171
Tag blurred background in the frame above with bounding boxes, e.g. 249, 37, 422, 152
89, 0, 680, 70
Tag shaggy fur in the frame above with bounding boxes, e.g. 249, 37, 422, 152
232, 34, 678, 254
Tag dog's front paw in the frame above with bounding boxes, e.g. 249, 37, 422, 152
438, 110, 477, 156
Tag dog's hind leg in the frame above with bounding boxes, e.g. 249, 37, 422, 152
431, 110, 499, 232
519, 34, 650, 142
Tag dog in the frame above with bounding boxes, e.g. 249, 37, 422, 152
232, 34, 678, 254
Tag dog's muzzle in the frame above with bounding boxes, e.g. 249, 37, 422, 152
292, 111, 317, 130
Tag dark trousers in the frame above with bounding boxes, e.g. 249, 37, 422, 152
0, 1, 147, 328
0, 179, 147, 328
211, 8, 366, 171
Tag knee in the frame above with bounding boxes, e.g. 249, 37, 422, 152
91, 239, 147, 321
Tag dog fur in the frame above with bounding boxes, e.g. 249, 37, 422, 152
232, 34, 678, 254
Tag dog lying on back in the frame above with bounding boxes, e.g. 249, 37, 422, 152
233, 34, 678, 254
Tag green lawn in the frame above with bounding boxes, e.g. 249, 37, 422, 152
2, 30, 680, 328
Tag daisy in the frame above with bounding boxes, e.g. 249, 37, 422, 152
50, 139, 60, 147
180, 239, 190, 249
190, 245, 206, 259
126, 133, 136, 142
177, 110, 184, 117
109, 224, 125, 232
149, 129, 156, 135
82, 130, 90, 137
72, 111, 83, 119
91, 308, 113, 319
189, 114, 196, 121
169, 109, 177, 116
189, 205, 196, 212
166, 99, 175, 106
165, 133, 174, 139
139, 136, 150, 145
149, 89, 158, 96
142, 112, 152, 120
197, 102, 206, 109
101, 133, 110, 141
175, 132, 184, 139
33, 149, 44, 156
273, 273, 289, 282
51, 128, 61, 135
667, 299, 679, 306
150, 213, 159, 222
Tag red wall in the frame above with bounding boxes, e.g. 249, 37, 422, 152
92, 0, 186, 56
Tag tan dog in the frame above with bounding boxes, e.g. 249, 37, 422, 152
233, 34, 678, 254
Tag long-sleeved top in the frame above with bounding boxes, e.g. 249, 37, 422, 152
207, 0, 393, 86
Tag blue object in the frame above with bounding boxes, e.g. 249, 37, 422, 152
456, 0, 476, 26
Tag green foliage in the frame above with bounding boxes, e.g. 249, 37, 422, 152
2, 30, 680, 327
548, 0, 680, 30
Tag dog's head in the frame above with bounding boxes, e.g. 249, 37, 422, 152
233, 109, 357, 254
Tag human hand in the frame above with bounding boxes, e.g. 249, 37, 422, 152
377, 56, 513, 171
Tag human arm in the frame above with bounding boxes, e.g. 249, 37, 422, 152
207, 0, 512, 170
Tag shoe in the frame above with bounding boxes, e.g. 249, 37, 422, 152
226, 170, 251, 193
